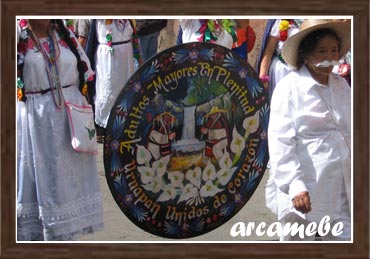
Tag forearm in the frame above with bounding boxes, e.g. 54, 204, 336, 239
259, 36, 279, 77
77, 36, 87, 49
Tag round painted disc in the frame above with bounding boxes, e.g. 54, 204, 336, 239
104, 42, 270, 239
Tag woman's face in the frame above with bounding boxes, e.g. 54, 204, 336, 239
305, 35, 340, 79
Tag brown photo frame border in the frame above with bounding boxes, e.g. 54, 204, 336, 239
1, 1, 369, 258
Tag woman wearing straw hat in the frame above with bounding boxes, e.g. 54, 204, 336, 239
201, 106, 230, 161
267, 19, 351, 241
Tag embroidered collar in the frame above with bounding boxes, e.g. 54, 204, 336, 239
196, 19, 237, 43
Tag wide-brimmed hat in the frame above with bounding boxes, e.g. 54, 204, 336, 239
154, 112, 177, 123
281, 19, 351, 69
205, 106, 227, 117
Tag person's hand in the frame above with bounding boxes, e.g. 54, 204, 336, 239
201, 127, 208, 135
168, 132, 176, 140
292, 191, 311, 214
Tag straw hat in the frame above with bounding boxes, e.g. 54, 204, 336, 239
205, 106, 227, 116
154, 112, 177, 123
281, 19, 351, 69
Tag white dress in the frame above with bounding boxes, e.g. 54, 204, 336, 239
94, 19, 134, 128
17, 26, 103, 241
268, 65, 351, 240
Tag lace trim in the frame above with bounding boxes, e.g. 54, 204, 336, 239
18, 219, 104, 241
17, 192, 102, 221
17, 192, 104, 241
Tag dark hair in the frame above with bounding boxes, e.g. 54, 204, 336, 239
297, 28, 341, 66
54, 19, 86, 92
17, 19, 87, 102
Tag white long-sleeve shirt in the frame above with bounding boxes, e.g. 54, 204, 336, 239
267, 65, 351, 223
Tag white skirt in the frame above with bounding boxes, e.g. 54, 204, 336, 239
94, 42, 134, 128
17, 86, 103, 241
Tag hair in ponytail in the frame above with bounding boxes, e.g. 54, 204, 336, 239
54, 19, 86, 93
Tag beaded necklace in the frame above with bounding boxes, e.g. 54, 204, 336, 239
18, 19, 92, 104
28, 21, 64, 108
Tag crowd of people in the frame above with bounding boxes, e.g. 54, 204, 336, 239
16, 18, 351, 241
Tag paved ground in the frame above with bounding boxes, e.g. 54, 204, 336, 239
78, 144, 278, 242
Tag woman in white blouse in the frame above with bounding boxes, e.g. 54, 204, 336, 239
267, 19, 351, 241
85, 19, 135, 143
16, 19, 103, 241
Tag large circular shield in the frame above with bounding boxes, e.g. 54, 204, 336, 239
104, 42, 270, 239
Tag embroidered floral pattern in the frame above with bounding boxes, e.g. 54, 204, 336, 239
66, 19, 74, 33
279, 19, 291, 41
104, 19, 114, 55
17, 19, 31, 102
27, 38, 35, 50
196, 19, 237, 44
58, 38, 68, 48
106, 30, 114, 54
131, 23, 143, 65
17, 19, 93, 101
42, 40, 51, 54
278, 19, 303, 42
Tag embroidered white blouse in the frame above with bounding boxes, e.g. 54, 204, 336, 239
267, 65, 351, 223
179, 19, 233, 49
